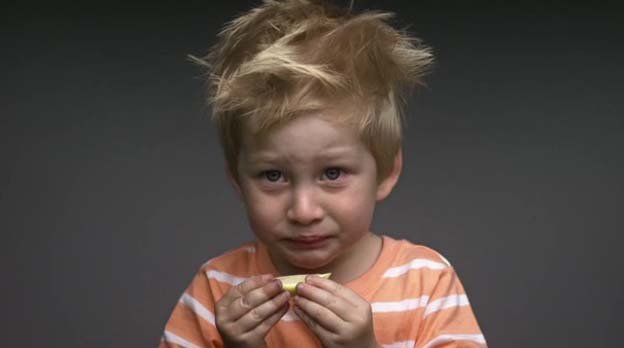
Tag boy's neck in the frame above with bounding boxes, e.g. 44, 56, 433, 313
268, 232, 384, 284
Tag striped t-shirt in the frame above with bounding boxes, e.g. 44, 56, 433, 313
160, 235, 487, 348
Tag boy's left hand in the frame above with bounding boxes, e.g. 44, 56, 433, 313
293, 275, 380, 348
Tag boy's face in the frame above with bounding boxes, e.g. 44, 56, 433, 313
232, 113, 399, 274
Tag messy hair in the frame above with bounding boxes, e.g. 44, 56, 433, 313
190, 0, 433, 180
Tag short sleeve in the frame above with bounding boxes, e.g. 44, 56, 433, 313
414, 266, 487, 348
160, 266, 224, 348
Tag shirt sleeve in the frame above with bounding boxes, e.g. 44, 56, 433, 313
414, 266, 487, 348
160, 267, 224, 348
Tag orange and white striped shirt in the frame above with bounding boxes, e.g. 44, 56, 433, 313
160, 235, 487, 348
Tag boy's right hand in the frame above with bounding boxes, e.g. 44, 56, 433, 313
215, 274, 290, 348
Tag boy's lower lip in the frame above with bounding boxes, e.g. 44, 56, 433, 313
286, 236, 331, 249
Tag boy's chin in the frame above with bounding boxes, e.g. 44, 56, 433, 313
282, 251, 335, 272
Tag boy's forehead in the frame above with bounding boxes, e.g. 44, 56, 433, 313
242, 110, 358, 141
239, 115, 365, 160
241, 99, 365, 135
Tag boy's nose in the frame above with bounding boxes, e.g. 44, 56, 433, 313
286, 187, 324, 225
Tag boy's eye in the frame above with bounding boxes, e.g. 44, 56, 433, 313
263, 170, 283, 182
324, 167, 342, 181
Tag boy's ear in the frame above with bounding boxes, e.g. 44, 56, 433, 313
376, 148, 403, 201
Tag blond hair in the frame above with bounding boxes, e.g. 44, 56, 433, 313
191, 0, 433, 180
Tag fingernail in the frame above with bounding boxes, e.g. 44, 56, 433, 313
261, 274, 274, 281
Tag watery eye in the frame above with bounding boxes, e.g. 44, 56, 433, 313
264, 170, 282, 182
324, 168, 341, 180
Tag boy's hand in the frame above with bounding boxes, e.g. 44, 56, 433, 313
215, 274, 290, 348
293, 275, 380, 348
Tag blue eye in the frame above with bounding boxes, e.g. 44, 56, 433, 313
324, 168, 341, 180
264, 170, 282, 182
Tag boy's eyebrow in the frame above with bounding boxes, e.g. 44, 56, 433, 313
245, 146, 360, 163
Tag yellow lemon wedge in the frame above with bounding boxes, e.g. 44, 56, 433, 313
276, 273, 331, 295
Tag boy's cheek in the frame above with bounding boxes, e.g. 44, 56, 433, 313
247, 205, 284, 236
248, 209, 276, 229
335, 195, 376, 223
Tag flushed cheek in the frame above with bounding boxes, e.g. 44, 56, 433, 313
245, 196, 286, 238
330, 192, 376, 233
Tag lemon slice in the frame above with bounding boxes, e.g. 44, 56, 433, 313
276, 273, 331, 295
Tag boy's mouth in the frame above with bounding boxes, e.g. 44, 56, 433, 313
286, 236, 332, 249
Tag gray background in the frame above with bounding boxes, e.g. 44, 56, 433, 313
2, 1, 622, 347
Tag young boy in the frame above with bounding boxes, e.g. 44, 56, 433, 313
160, 1, 487, 347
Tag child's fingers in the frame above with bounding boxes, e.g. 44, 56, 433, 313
234, 287, 291, 332
294, 294, 344, 333
221, 275, 273, 305
244, 297, 290, 337
226, 278, 285, 322
306, 275, 362, 307
217, 274, 273, 318
294, 304, 337, 340
296, 281, 352, 322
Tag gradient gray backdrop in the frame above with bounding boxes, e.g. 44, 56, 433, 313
2, 1, 622, 347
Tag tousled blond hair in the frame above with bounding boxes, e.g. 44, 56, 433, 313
191, 0, 433, 180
